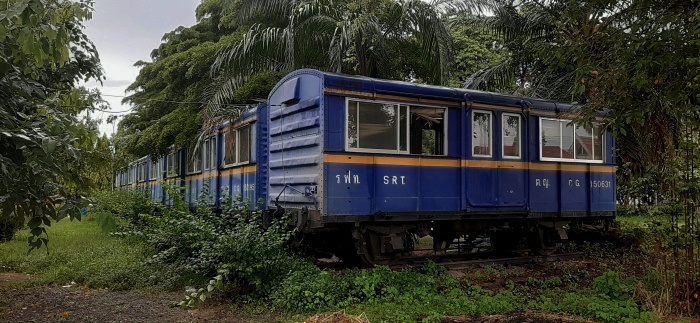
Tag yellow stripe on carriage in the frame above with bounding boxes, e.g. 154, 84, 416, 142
221, 165, 257, 176
324, 154, 616, 173
184, 165, 257, 181
324, 154, 461, 167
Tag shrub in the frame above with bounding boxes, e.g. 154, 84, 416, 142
108, 184, 305, 306
0, 213, 24, 241
90, 189, 159, 232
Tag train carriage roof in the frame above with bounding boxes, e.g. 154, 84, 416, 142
272, 69, 579, 113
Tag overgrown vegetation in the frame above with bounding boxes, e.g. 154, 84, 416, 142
81, 187, 667, 322
95, 185, 313, 306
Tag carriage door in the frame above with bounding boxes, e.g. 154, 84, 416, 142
467, 110, 498, 207
499, 113, 526, 207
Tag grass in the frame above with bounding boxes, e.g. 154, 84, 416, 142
0, 216, 194, 291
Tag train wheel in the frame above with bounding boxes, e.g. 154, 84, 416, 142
528, 227, 557, 256
356, 229, 391, 266
354, 226, 414, 267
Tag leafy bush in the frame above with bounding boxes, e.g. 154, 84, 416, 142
107, 184, 306, 305
594, 271, 634, 301
90, 189, 159, 232
0, 213, 24, 242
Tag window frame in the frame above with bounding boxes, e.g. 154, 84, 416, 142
187, 143, 202, 175
344, 98, 448, 155
238, 124, 251, 164
139, 162, 147, 182
471, 110, 493, 158
149, 159, 158, 180
203, 138, 210, 171
167, 151, 178, 178
502, 113, 522, 160
539, 117, 605, 164
223, 127, 237, 167
223, 123, 254, 168
202, 136, 218, 171
209, 136, 217, 171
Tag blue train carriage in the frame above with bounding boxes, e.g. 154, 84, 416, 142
266, 69, 615, 264
217, 104, 269, 210
179, 103, 267, 209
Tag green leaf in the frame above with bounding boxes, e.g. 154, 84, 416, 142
28, 216, 42, 228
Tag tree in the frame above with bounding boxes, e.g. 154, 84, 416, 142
207, 0, 455, 112
448, 22, 506, 88
115, 0, 245, 157
453, 0, 700, 184
0, 0, 105, 247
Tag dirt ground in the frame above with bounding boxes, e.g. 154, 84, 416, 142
0, 273, 279, 323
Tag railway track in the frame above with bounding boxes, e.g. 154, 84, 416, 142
389, 252, 585, 271
317, 250, 586, 270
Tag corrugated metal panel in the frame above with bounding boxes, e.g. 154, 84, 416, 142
267, 73, 324, 211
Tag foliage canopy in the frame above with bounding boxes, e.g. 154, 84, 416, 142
0, 0, 109, 248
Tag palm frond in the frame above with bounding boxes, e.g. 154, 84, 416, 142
234, 0, 298, 26
403, 0, 454, 84
464, 56, 517, 92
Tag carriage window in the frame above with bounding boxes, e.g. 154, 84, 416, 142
150, 160, 158, 180
139, 162, 146, 182
410, 107, 445, 155
224, 127, 237, 166
540, 118, 605, 162
203, 139, 210, 170
203, 137, 217, 171
502, 114, 521, 159
209, 137, 217, 170
346, 100, 445, 155
347, 101, 406, 152
224, 124, 252, 166
472, 111, 492, 157
188, 143, 202, 174
239, 125, 251, 163
167, 152, 179, 177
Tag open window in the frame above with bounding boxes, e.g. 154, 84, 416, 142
409, 107, 445, 155
346, 99, 446, 155
540, 118, 604, 162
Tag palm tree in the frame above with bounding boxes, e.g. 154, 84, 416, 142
205, 0, 454, 116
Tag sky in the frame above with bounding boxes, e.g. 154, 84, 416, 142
83, 0, 201, 136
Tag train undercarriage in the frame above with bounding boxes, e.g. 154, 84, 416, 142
285, 210, 613, 266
